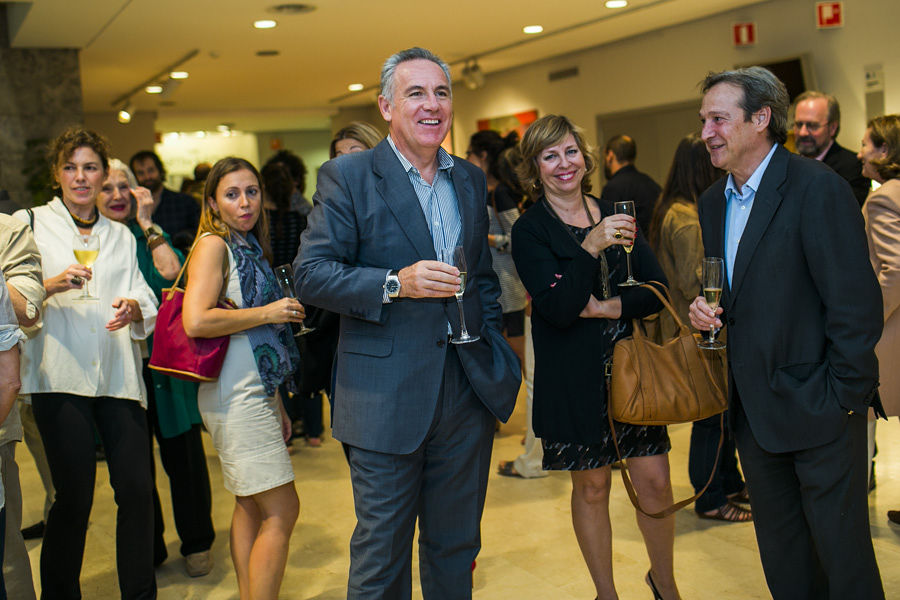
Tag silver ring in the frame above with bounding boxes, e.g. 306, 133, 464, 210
292, 310, 298, 316
614, 230, 623, 240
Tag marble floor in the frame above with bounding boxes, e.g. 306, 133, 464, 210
15, 387, 900, 599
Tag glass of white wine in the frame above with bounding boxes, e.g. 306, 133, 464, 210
72, 233, 100, 302
440, 246, 479, 344
274, 264, 314, 336
698, 256, 725, 349
614, 201, 642, 287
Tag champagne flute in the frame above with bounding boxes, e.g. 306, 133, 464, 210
274, 264, 314, 336
697, 257, 726, 349
439, 246, 479, 344
72, 233, 100, 302
614, 201, 642, 287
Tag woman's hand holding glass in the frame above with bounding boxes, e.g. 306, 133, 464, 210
581, 214, 635, 257
45, 264, 92, 297
263, 297, 306, 325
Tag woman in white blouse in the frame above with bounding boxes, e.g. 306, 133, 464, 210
13, 128, 158, 600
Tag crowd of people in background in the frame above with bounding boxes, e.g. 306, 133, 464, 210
0, 44, 897, 600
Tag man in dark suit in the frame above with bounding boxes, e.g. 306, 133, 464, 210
689, 67, 884, 599
793, 90, 871, 206
296, 47, 520, 599
599, 134, 661, 234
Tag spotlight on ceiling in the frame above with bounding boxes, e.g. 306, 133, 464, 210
117, 101, 134, 124
605, 0, 628, 7
523, 25, 543, 34
145, 85, 163, 94
461, 61, 485, 91
254, 19, 277, 29
348, 83, 364, 92
170, 71, 189, 79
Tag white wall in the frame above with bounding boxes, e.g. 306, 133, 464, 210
155, 131, 260, 191
451, 0, 900, 190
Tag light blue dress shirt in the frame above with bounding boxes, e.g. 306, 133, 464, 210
723, 143, 778, 287
383, 136, 462, 304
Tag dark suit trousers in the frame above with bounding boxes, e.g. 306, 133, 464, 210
144, 362, 214, 561
733, 400, 883, 600
345, 347, 495, 600
688, 412, 744, 513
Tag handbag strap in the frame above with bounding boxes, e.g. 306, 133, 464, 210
634, 282, 691, 334
607, 405, 725, 518
164, 232, 230, 303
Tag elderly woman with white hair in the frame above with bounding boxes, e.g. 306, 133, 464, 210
97, 159, 216, 577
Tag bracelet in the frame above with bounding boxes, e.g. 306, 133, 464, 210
147, 235, 167, 251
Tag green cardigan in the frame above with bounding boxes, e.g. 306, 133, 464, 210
129, 220, 202, 438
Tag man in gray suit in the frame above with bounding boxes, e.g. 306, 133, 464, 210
296, 47, 521, 599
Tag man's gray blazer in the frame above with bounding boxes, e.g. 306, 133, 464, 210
296, 139, 521, 454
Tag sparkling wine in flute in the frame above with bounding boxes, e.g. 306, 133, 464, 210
698, 257, 725, 349
613, 201, 642, 286
72, 233, 100, 301
703, 287, 722, 310
440, 246, 479, 344
456, 272, 467, 298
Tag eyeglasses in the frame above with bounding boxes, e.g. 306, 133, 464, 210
793, 121, 826, 133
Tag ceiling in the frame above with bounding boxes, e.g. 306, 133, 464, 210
6, 0, 768, 133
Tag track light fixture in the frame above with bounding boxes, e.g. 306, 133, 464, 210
461, 60, 485, 91
117, 101, 134, 124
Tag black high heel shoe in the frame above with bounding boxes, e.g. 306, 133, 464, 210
646, 571, 663, 600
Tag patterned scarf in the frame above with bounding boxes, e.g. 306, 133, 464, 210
228, 233, 300, 396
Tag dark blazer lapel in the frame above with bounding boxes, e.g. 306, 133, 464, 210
450, 157, 475, 253
729, 145, 788, 299
373, 140, 437, 260
704, 182, 731, 300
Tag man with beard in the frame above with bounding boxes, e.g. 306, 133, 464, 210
129, 151, 201, 253
599, 134, 661, 234
792, 91, 870, 206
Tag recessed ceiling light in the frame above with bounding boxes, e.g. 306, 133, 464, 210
348, 83, 364, 92
605, 0, 628, 7
523, 25, 543, 34
254, 19, 277, 29
170, 71, 189, 80
256, 50, 280, 57
145, 85, 163, 94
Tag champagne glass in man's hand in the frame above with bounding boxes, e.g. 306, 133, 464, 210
274, 264, 314, 336
439, 246, 479, 344
697, 257, 725, 349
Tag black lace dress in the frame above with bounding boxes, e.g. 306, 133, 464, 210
510, 197, 671, 471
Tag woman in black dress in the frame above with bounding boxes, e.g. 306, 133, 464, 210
511, 115, 681, 600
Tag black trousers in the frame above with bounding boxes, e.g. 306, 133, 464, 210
688, 411, 744, 512
32, 393, 156, 600
144, 365, 215, 561
733, 401, 883, 600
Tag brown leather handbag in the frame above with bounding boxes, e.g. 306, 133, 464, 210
610, 283, 727, 425
608, 283, 728, 518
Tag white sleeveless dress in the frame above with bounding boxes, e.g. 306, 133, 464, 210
197, 244, 294, 496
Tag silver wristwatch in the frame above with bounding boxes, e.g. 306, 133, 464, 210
384, 270, 401, 299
